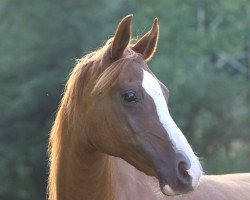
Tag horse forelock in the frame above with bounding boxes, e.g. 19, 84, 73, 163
91, 54, 141, 95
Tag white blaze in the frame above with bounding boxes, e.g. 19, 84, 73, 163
142, 69, 202, 187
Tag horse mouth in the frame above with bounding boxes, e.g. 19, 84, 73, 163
157, 171, 195, 196
161, 185, 179, 196
160, 183, 195, 196
158, 176, 179, 196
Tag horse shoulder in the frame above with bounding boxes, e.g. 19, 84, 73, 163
114, 160, 250, 200
186, 174, 250, 200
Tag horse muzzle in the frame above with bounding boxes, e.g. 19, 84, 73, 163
156, 153, 202, 196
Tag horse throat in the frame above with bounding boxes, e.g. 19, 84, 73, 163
52, 125, 116, 200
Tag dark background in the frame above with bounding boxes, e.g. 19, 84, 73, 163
0, 0, 249, 199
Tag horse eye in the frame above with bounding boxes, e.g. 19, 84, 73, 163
122, 90, 138, 103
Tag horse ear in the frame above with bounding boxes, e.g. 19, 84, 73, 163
111, 14, 133, 60
132, 18, 159, 61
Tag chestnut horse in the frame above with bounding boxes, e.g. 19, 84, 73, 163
48, 15, 250, 200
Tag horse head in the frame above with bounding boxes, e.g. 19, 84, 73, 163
81, 15, 202, 196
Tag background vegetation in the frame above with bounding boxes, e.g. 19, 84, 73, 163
0, 0, 249, 199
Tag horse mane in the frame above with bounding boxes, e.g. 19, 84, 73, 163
47, 39, 109, 200
47, 37, 139, 200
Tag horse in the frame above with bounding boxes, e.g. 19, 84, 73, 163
47, 15, 250, 200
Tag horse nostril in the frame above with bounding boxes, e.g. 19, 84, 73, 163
177, 161, 191, 185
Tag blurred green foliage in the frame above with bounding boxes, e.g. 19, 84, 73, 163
0, 0, 249, 199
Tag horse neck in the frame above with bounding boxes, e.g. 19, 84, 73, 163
51, 117, 116, 200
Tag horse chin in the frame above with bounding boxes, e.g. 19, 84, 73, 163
158, 176, 177, 196
158, 176, 194, 196
159, 180, 184, 196
161, 185, 178, 196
